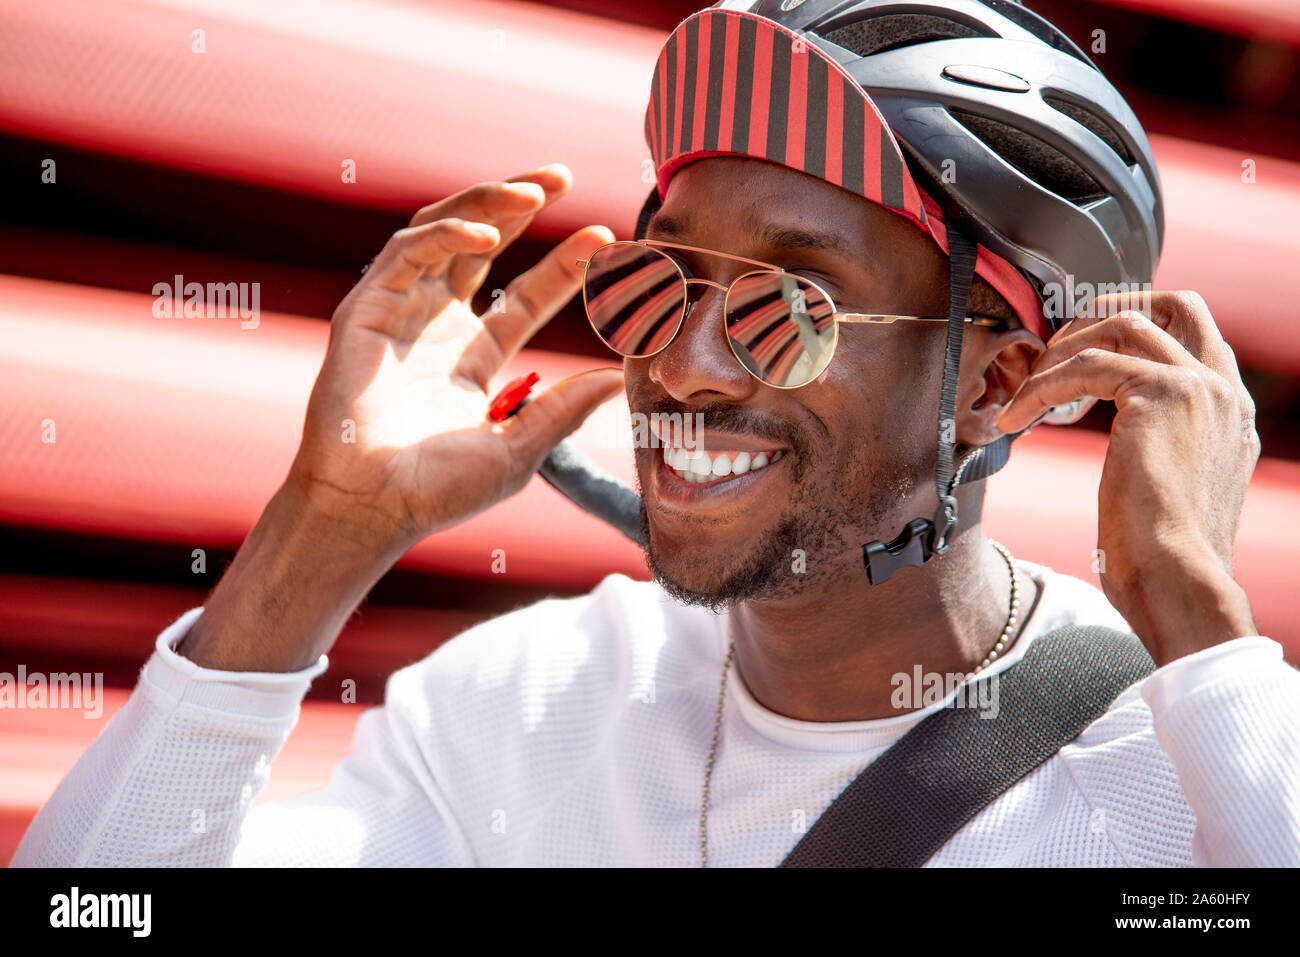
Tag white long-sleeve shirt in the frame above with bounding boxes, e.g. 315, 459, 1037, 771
13, 560, 1300, 866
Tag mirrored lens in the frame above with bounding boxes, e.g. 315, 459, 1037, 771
583, 243, 686, 357
724, 272, 837, 387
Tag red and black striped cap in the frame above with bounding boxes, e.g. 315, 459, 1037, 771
642, 7, 1049, 338
644, 8, 929, 231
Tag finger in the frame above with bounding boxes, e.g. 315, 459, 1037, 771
481, 225, 615, 362
367, 218, 501, 294
1032, 310, 1196, 382
996, 348, 1162, 434
410, 166, 571, 297
1095, 289, 1255, 422
1095, 290, 1242, 388
491, 164, 574, 252
497, 367, 625, 469
503, 163, 572, 191
407, 175, 554, 231
446, 165, 574, 297
402, 180, 545, 298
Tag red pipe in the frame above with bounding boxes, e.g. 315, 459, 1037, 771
0, 0, 1297, 369
1, 274, 1297, 649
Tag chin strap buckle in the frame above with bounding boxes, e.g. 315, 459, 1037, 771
862, 518, 936, 586
861, 495, 960, 586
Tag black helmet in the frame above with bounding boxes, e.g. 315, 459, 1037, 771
643, 0, 1164, 329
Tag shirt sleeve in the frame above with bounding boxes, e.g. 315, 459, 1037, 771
1140, 635, 1300, 866
11, 608, 474, 867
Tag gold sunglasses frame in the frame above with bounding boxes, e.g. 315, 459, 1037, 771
576, 239, 1006, 389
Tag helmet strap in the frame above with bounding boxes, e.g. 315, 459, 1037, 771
930, 218, 978, 552
863, 219, 1015, 585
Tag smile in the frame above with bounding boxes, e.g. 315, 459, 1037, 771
660, 445, 785, 484
650, 434, 791, 514
646, 417, 792, 511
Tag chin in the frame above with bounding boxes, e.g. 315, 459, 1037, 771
638, 501, 809, 611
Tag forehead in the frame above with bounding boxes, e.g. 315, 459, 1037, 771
649, 156, 931, 264
648, 207, 847, 257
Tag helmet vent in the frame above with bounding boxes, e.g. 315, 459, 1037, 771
823, 14, 988, 57
974, 0, 1094, 68
949, 108, 1105, 203
1043, 93, 1134, 166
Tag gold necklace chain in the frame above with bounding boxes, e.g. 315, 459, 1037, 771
699, 538, 1021, 867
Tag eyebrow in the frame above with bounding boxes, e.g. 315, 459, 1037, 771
646, 210, 847, 256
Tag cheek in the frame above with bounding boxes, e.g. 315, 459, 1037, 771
811, 332, 942, 497
817, 329, 927, 426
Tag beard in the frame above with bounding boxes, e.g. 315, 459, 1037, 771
638, 498, 806, 613
636, 421, 925, 613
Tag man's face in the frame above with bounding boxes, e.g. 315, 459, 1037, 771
626, 156, 957, 610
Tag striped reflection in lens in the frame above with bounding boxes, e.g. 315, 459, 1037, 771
583, 243, 686, 357
724, 272, 836, 387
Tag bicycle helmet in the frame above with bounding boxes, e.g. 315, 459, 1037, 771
636, 0, 1163, 337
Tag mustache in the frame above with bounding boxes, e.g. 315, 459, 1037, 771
635, 399, 808, 460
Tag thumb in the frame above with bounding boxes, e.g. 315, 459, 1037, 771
505, 367, 625, 467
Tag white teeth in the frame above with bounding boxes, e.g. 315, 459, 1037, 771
664, 447, 785, 484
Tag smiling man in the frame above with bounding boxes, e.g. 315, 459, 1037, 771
626, 156, 1042, 727
15, 0, 1300, 868
631, 158, 1015, 613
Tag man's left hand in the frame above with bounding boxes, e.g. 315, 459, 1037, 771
995, 290, 1260, 667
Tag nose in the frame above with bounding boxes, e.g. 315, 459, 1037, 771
647, 278, 756, 404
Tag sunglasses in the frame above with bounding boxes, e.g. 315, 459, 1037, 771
576, 239, 1006, 389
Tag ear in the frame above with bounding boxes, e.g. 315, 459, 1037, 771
956, 327, 1044, 446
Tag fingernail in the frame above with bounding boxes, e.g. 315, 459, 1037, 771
505, 182, 545, 202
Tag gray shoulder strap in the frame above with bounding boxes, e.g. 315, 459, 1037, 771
780, 624, 1155, 868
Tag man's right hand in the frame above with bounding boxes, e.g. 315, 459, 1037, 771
176, 164, 624, 672
293, 163, 624, 551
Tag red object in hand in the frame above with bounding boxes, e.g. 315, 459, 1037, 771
488, 372, 540, 421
